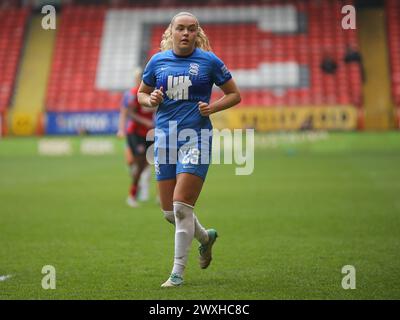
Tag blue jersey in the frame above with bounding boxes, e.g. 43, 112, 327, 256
142, 48, 232, 132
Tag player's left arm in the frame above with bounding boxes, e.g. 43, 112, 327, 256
198, 79, 241, 116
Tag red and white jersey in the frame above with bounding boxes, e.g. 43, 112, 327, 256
122, 87, 154, 137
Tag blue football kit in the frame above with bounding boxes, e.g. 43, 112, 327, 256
142, 48, 232, 181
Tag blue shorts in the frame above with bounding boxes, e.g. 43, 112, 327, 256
154, 130, 212, 181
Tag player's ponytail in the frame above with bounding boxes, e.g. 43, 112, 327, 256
160, 12, 212, 52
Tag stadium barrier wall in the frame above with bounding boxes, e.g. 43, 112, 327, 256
4, 107, 364, 136
9, 112, 41, 136
45, 111, 120, 135
211, 106, 360, 131
44, 107, 360, 135
397, 108, 400, 129
8, 112, 46, 136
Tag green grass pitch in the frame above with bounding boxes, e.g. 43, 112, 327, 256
0, 132, 400, 299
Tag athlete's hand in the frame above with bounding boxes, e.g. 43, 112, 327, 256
149, 86, 164, 107
116, 129, 125, 138
198, 101, 214, 116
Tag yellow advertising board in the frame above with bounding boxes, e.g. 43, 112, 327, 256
397, 108, 400, 129
11, 112, 36, 136
211, 106, 359, 131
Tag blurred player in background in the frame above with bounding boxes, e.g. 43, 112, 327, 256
138, 12, 241, 287
117, 68, 155, 208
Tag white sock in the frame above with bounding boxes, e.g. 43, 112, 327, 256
138, 165, 151, 200
163, 210, 209, 245
163, 210, 175, 225
194, 214, 208, 245
172, 201, 195, 276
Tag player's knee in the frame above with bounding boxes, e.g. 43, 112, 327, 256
173, 201, 193, 220
163, 210, 175, 225
173, 195, 195, 208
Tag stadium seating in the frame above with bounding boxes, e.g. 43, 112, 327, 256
148, 0, 362, 107
386, 0, 400, 107
0, 8, 29, 112
45, 0, 362, 112
46, 6, 121, 111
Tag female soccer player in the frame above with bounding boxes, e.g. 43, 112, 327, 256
117, 68, 154, 208
138, 12, 241, 287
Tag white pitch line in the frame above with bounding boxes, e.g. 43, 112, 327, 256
0, 274, 12, 281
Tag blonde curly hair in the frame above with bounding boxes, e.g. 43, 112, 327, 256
160, 12, 212, 52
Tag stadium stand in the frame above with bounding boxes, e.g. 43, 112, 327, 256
0, 7, 29, 112
45, 0, 362, 113
146, 1, 362, 107
386, 0, 400, 108
45, 6, 121, 111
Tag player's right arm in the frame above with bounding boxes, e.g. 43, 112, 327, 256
138, 81, 164, 108
139, 54, 164, 108
117, 105, 128, 138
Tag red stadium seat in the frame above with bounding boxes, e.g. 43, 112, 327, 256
386, 0, 400, 108
45, 6, 122, 112
0, 8, 29, 112
44, 1, 363, 112
150, 1, 362, 107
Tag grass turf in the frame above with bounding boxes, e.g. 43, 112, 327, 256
0, 132, 400, 299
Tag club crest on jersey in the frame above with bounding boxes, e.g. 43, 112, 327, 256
166, 75, 192, 100
189, 63, 199, 76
